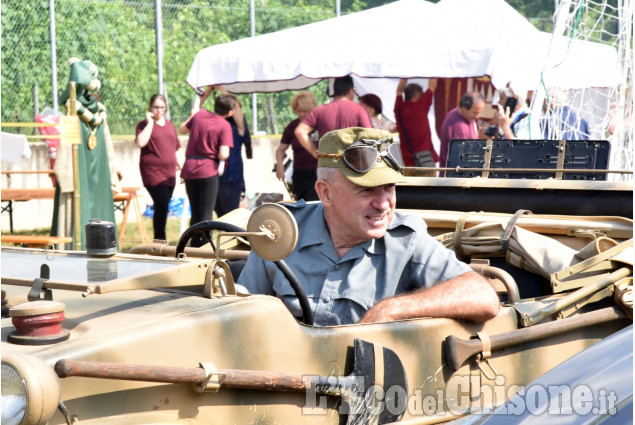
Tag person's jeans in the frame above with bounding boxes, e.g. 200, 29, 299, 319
184, 176, 219, 247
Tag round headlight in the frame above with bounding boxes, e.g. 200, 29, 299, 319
1, 355, 61, 425
1, 363, 27, 425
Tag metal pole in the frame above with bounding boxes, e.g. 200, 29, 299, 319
33, 84, 39, 121
250, 0, 257, 135
335, 0, 340, 16
49, 0, 58, 113
69, 82, 82, 250
155, 0, 165, 95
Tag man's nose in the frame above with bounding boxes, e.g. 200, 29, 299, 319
371, 188, 393, 209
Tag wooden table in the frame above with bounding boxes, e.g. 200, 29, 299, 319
113, 187, 148, 247
1, 188, 56, 232
1, 185, 147, 247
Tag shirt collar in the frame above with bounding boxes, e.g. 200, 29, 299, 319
296, 203, 329, 250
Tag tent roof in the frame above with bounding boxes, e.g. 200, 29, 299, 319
186, 0, 619, 94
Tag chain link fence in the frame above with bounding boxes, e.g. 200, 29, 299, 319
2, 0, 397, 136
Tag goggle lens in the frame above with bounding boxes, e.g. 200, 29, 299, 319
342, 145, 378, 173
341, 140, 404, 174
386, 142, 404, 169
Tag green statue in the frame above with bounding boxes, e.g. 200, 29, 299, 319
52, 58, 119, 250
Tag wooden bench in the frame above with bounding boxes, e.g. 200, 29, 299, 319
1, 183, 148, 247
1, 188, 56, 232
1, 234, 73, 249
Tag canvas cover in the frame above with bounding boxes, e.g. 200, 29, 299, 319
186, 0, 619, 98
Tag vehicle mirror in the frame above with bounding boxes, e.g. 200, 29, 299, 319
246, 203, 298, 262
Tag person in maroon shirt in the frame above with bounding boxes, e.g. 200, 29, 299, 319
275, 91, 319, 201
294, 76, 372, 159
135, 94, 181, 241
394, 78, 438, 175
179, 87, 236, 247
439, 91, 485, 176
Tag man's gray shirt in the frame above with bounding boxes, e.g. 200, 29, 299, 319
238, 201, 471, 326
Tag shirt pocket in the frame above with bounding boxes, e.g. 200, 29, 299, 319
335, 288, 376, 312
328, 289, 375, 325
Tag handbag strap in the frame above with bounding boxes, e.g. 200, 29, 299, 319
396, 109, 416, 157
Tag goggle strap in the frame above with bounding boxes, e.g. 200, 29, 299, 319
316, 152, 343, 159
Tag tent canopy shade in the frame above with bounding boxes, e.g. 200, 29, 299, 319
186, 0, 619, 96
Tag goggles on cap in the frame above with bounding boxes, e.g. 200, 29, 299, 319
319, 137, 405, 174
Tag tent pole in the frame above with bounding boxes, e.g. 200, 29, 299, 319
49, 0, 58, 113
68, 82, 82, 250
155, 0, 165, 95
250, 0, 258, 135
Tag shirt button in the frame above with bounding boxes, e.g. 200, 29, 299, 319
334, 264, 341, 271
323, 296, 331, 303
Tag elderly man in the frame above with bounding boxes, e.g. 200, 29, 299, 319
238, 127, 499, 326
439, 92, 485, 174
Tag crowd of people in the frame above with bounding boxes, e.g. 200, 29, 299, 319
133, 74, 597, 326
135, 75, 593, 244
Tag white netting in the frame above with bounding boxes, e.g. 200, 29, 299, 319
529, 0, 633, 181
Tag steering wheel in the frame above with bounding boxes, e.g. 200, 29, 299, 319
174, 217, 314, 325
175, 220, 244, 256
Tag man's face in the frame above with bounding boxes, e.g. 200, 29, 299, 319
320, 170, 396, 247
461, 100, 485, 123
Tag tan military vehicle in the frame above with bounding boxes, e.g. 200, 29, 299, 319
2, 176, 633, 425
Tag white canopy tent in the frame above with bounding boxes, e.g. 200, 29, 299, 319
186, 0, 620, 149
186, 0, 619, 95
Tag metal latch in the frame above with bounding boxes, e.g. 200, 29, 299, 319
28, 264, 53, 301
196, 362, 225, 393
474, 331, 499, 380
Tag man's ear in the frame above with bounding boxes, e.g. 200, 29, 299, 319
315, 179, 331, 205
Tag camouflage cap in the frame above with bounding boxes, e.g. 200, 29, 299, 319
318, 127, 406, 187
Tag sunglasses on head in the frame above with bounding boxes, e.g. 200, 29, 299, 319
319, 137, 405, 174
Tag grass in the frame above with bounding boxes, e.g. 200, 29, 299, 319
120, 217, 184, 251
1, 217, 184, 253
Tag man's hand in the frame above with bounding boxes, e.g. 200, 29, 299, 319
497, 105, 514, 139
145, 112, 154, 123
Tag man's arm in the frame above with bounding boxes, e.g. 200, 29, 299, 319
396, 78, 407, 97
358, 271, 500, 324
179, 114, 194, 135
428, 78, 438, 93
295, 122, 318, 159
